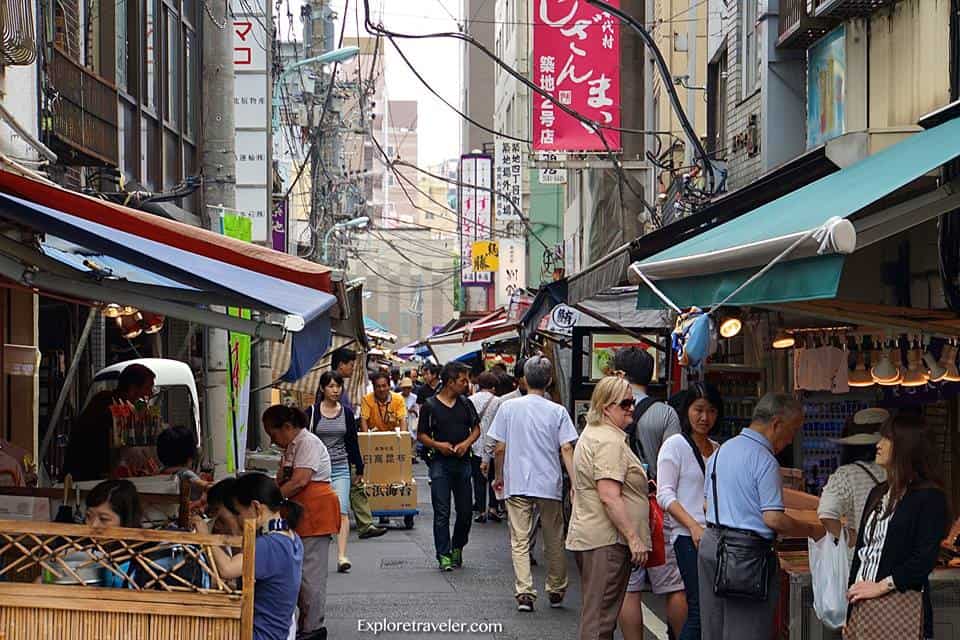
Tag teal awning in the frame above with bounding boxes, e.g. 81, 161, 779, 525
632, 116, 960, 309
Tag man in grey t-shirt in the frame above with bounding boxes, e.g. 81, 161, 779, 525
611, 347, 685, 640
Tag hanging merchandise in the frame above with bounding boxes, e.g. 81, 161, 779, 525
672, 308, 717, 370
792, 331, 849, 394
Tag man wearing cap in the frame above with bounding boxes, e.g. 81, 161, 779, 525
818, 408, 889, 543
399, 377, 420, 453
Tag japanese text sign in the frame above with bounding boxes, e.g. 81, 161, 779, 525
494, 137, 523, 221
471, 241, 499, 272
460, 154, 493, 285
533, 0, 621, 152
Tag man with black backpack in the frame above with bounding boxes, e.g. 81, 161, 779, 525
612, 347, 687, 640
417, 362, 482, 572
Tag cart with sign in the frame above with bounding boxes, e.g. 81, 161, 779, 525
358, 431, 419, 529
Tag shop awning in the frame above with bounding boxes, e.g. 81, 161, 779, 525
426, 308, 518, 363
0, 170, 340, 381
631, 115, 960, 309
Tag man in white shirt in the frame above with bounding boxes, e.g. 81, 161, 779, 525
489, 356, 578, 613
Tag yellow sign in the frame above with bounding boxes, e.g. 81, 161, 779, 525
471, 240, 499, 272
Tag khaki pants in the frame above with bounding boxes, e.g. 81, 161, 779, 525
575, 544, 632, 640
505, 496, 567, 599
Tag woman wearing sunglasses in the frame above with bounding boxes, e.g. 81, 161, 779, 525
566, 376, 652, 640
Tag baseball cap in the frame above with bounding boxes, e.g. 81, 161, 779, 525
399, 377, 414, 389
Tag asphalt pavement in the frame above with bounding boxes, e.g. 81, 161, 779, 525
323, 464, 670, 640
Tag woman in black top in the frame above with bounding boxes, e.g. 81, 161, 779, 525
847, 415, 951, 637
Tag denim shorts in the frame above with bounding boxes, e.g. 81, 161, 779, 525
330, 464, 351, 515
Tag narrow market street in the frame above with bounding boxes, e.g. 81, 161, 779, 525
325, 466, 670, 640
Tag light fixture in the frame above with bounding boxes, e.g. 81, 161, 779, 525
871, 338, 902, 385
940, 340, 960, 382
901, 341, 929, 387
772, 329, 795, 349
102, 303, 123, 319
141, 312, 165, 335
117, 313, 143, 340
924, 337, 948, 383
119, 305, 139, 317
719, 311, 742, 339
848, 349, 875, 387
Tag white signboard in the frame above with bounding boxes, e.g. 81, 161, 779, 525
460, 154, 493, 284
233, 2, 270, 243
495, 237, 526, 307
494, 138, 523, 221
537, 151, 568, 185
546, 303, 579, 336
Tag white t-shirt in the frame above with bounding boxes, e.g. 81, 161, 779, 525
468, 391, 497, 458
404, 392, 419, 439
487, 394, 579, 501
656, 433, 717, 542
280, 428, 332, 482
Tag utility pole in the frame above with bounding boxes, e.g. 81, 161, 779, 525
201, 0, 235, 476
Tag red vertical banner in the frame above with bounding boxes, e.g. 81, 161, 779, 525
533, 0, 622, 152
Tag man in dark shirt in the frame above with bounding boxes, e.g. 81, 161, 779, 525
63, 363, 155, 481
415, 363, 442, 406
418, 361, 480, 572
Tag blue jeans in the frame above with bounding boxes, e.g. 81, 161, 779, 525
429, 456, 473, 559
675, 535, 701, 640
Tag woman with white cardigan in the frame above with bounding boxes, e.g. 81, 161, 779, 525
656, 383, 723, 640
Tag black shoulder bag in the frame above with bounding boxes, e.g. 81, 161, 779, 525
711, 440, 776, 600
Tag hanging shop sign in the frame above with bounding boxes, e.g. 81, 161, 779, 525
496, 237, 526, 308
459, 154, 493, 285
494, 137, 523, 221
546, 303, 579, 336
807, 25, 846, 149
221, 213, 252, 473
471, 240, 499, 272
537, 151, 568, 184
533, 0, 622, 152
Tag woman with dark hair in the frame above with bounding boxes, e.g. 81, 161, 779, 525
656, 383, 723, 640
846, 416, 951, 638
263, 405, 340, 640
194, 472, 305, 640
307, 370, 366, 571
85, 479, 143, 530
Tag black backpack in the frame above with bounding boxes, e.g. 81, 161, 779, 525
625, 397, 660, 465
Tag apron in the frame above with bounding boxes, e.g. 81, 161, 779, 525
291, 480, 341, 538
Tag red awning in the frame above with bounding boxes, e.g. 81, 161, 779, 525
0, 170, 332, 292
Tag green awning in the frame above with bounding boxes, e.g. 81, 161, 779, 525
634, 255, 846, 309
633, 115, 960, 309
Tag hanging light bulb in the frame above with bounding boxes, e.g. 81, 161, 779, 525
924, 338, 948, 383
102, 303, 123, 319
119, 306, 139, 317
772, 329, 795, 349
117, 313, 143, 340
719, 310, 742, 339
848, 348, 874, 388
940, 340, 960, 382
871, 337, 902, 385
141, 312, 165, 334
901, 339, 929, 387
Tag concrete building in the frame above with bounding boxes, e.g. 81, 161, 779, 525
462, 0, 496, 155
384, 100, 420, 227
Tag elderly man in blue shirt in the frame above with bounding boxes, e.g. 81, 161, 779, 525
699, 393, 824, 640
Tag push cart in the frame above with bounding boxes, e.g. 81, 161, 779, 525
373, 508, 419, 530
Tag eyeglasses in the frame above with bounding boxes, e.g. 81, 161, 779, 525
616, 398, 635, 411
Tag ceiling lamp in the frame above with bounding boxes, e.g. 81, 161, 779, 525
719, 311, 742, 339
117, 313, 143, 340
924, 340, 948, 383
848, 350, 874, 388
901, 343, 929, 388
772, 329, 795, 349
102, 304, 123, 319
940, 341, 960, 382
142, 312, 165, 335
119, 305, 139, 317
871, 339, 902, 385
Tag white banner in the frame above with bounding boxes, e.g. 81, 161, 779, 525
494, 138, 523, 221
496, 237, 526, 307
460, 155, 493, 284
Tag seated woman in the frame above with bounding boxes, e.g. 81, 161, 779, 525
194, 472, 304, 640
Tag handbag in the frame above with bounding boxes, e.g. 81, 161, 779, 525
844, 590, 922, 639
710, 440, 776, 600
645, 478, 666, 568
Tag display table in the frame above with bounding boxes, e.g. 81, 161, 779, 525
777, 551, 960, 640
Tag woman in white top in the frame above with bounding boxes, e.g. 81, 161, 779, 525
656, 383, 722, 640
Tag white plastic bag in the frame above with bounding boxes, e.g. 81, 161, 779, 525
808, 529, 851, 629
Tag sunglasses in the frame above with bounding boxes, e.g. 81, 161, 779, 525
614, 398, 635, 411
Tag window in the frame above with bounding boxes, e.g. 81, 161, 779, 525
145, 0, 158, 110
707, 51, 728, 158
116, 0, 129, 90
741, 0, 759, 98
184, 28, 197, 139
165, 9, 180, 125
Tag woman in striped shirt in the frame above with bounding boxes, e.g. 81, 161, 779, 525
847, 415, 951, 638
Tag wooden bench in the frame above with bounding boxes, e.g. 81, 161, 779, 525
0, 519, 255, 640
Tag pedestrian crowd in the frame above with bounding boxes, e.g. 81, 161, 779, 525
81, 345, 949, 640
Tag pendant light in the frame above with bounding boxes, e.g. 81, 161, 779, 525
102, 303, 123, 319
719, 310, 742, 339
900, 338, 929, 387
940, 340, 960, 382
848, 348, 874, 388
117, 313, 143, 340
871, 336, 902, 385
141, 312, 165, 335
772, 329, 795, 349
923, 337, 948, 383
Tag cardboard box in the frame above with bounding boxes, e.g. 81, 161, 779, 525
358, 431, 413, 484
3, 344, 40, 376
365, 478, 417, 512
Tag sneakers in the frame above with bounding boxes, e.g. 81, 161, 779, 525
451, 548, 463, 568
337, 558, 351, 573
548, 592, 565, 608
358, 526, 387, 539
516, 595, 534, 612
438, 555, 454, 572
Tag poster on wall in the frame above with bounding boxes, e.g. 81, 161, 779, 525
807, 25, 845, 149
590, 333, 658, 381
533, 0, 621, 151
222, 213, 252, 472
